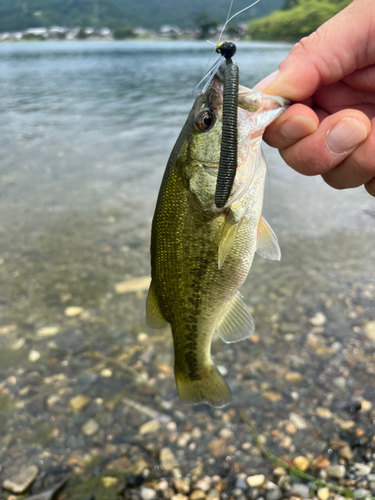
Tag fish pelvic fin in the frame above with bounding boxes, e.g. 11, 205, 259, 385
146, 280, 168, 329
218, 210, 242, 270
175, 364, 232, 408
216, 292, 254, 343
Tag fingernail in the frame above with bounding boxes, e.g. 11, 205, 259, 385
253, 70, 279, 91
279, 116, 318, 141
326, 118, 368, 155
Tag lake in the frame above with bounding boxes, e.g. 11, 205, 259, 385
0, 41, 374, 498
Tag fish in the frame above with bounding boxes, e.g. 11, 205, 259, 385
147, 70, 288, 407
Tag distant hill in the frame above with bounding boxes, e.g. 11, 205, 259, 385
247, 0, 352, 41
0, 0, 285, 32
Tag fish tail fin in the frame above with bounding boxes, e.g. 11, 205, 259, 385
175, 364, 232, 408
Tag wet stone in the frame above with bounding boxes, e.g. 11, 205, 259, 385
36, 326, 60, 338
160, 447, 179, 472
317, 487, 330, 500
293, 456, 309, 471
81, 418, 99, 436
64, 306, 84, 317
266, 488, 282, 500
189, 490, 206, 500
246, 475, 265, 488
172, 478, 190, 494
310, 312, 327, 326
132, 457, 150, 475
70, 394, 91, 412
364, 321, 375, 341
289, 483, 310, 498
106, 456, 132, 473
140, 419, 160, 435
289, 412, 308, 430
140, 487, 157, 500
3, 465, 39, 493
326, 465, 346, 479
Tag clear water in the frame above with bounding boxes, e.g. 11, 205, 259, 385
0, 41, 374, 478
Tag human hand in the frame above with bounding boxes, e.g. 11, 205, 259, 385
254, 0, 375, 197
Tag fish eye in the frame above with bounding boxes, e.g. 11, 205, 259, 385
195, 110, 215, 132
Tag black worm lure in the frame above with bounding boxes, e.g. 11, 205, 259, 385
214, 41, 239, 209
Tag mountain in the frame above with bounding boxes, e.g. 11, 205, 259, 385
247, 0, 352, 41
0, 0, 285, 32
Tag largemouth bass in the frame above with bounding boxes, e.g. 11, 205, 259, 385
147, 72, 288, 407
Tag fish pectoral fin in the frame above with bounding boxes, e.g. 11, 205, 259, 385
218, 210, 242, 270
256, 215, 281, 261
146, 280, 168, 329
216, 292, 254, 343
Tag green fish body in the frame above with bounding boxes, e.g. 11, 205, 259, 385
147, 77, 288, 407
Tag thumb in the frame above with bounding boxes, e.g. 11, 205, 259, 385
255, 0, 375, 101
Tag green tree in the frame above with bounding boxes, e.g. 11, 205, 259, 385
247, 0, 352, 41
77, 27, 87, 39
195, 12, 218, 40
113, 27, 135, 39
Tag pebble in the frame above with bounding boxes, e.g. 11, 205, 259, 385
266, 488, 282, 500
100, 368, 112, 377
36, 326, 59, 338
0, 324, 17, 335
364, 321, 375, 341
189, 490, 206, 500
160, 447, 179, 471
114, 276, 151, 294
326, 465, 346, 479
194, 477, 211, 492
293, 456, 310, 471
132, 457, 150, 475
246, 474, 265, 488
263, 390, 282, 402
137, 332, 149, 342
64, 306, 84, 317
208, 438, 227, 458
235, 477, 248, 491
317, 487, 330, 500
139, 419, 160, 435
3, 465, 39, 493
338, 445, 353, 461
285, 371, 303, 383
10, 338, 25, 350
140, 487, 157, 500
81, 418, 99, 436
172, 478, 190, 494
289, 483, 310, 498
171, 495, 188, 500
101, 477, 117, 488
361, 400, 372, 412
285, 422, 297, 434
70, 394, 91, 411
354, 463, 372, 476
219, 428, 234, 440
310, 311, 327, 326
206, 490, 220, 500
106, 456, 132, 473
333, 377, 346, 389
28, 349, 41, 362
289, 412, 308, 430
316, 407, 333, 419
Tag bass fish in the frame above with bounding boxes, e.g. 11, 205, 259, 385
147, 70, 288, 407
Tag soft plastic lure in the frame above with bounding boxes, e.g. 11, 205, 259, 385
214, 41, 238, 209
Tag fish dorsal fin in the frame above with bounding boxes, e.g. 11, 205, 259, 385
218, 210, 242, 270
216, 292, 254, 343
256, 215, 281, 261
146, 280, 168, 329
